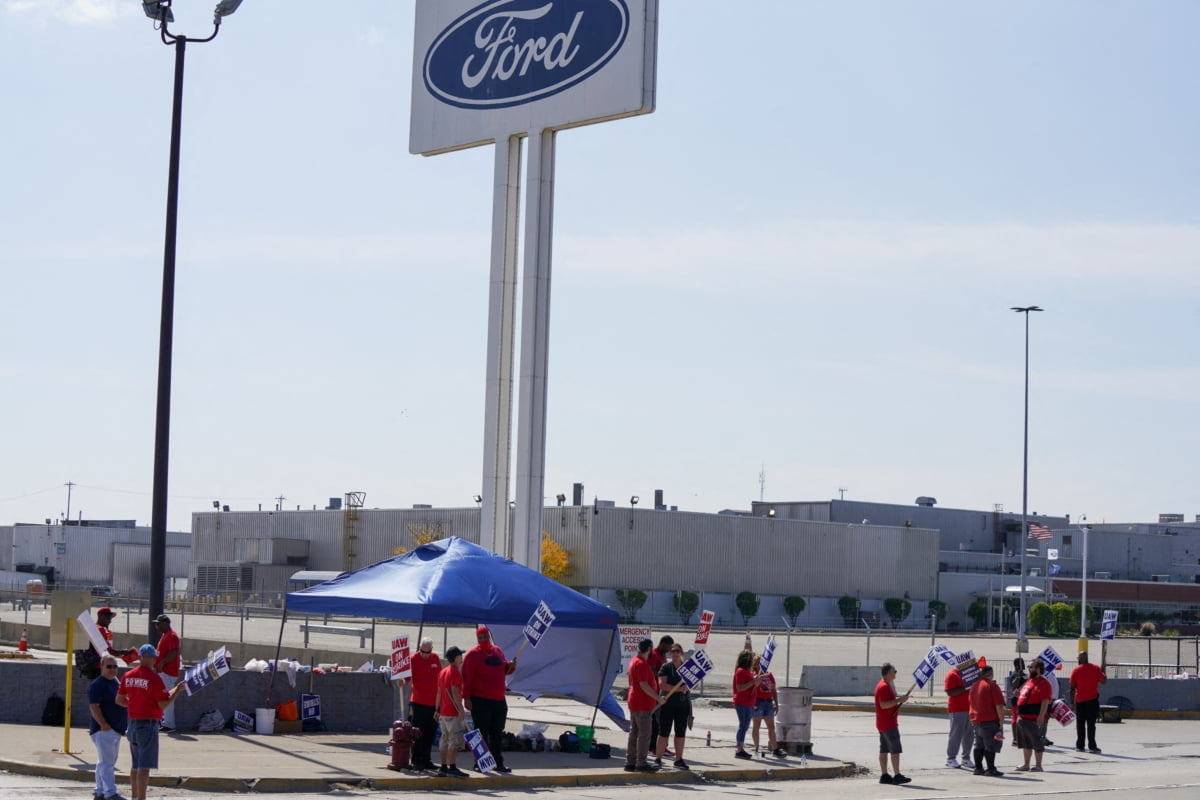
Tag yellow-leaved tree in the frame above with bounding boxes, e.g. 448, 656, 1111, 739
540, 531, 573, 584
393, 522, 446, 556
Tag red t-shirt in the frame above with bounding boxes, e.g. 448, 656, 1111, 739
437, 664, 463, 717
969, 678, 1005, 723
756, 671, 776, 700
119, 665, 169, 721
627, 654, 658, 712
1016, 676, 1051, 719
874, 679, 899, 732
733, 667, 756, 707
462, 643, 511, 702
154, 629, 181, 677
1069, 662, 1105, 703
410, 651, 442, 706
944, 669, 970, 713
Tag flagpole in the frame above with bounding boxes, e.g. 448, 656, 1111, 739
1011, 305, 1042, 654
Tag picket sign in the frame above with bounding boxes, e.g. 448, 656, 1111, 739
184, 646, 231, 696
465, 728, 496, 773
389, 636, 411, 682
694, 610, 714, 645
759, 636, 777, 673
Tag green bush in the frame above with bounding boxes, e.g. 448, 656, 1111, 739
735, 591, 761, 626
1027, 601, 1053, 635
967, 598, 988, 630
1050, 602, 1076, 636
837, 596, 860, 628
883, 597, 912, 627
614, 589, 648, 622
783, 595, 807, 627
672, 590, 699, 625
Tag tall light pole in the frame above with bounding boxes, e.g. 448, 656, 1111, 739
1079, 514, 1091, 651
143, 0, 245, 642
1011, 305, 1043, 653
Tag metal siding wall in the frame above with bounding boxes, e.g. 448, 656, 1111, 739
113, 543, 189, 595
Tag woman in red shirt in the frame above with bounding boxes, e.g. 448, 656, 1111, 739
732, 650, 760, 760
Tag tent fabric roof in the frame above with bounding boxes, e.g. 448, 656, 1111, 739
284, 537, 618, 628
283, 537, 627, 728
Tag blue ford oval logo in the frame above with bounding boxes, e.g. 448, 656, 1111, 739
424, 0, 630, 110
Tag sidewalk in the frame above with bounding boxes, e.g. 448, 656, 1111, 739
0, 698, 853, 793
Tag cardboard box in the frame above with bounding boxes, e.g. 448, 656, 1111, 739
274, 719, 303, 734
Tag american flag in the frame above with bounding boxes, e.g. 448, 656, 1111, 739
1028, 523, 1053, 540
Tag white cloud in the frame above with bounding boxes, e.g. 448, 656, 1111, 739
5, 0, 129, 25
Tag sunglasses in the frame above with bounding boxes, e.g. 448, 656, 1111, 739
103, 665, 119, 670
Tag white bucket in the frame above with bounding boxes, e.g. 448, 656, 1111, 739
255, 707, 275, 735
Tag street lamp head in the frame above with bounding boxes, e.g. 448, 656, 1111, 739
1010, 305, 1044, 313
214, 0, 244, 20
143, 0, 174, 23
630, 495, 639, 506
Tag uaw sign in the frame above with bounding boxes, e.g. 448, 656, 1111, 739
411, 0, 658, 154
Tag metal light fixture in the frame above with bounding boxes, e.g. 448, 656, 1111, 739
630, 495, 639, 506
767, 508, 776, 517
473, 495, 483, 504
144, 0, 246, 644
556, 493, 566, 506
212, 500, 219, 509
1011, 304, 1043, 653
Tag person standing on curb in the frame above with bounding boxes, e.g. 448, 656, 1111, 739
874, 663, 912, 785
968, 664, 1006, 777
647, 635, 673, 759
623, 638, 663, 772
116, 644, 185, 800
750, 654, 783, 758
152, 615, 181, 734
95, 607, 137, 664
88, 655, 128, 800
436, 646, 468, 778
407, 637, 442, 771
1069, 650, 1107, 753
462, 625, 516, 774
732, 650, 760, 760
1014, 658, 1051, 772
944, 663, 975, 768
654, 642, 691, 770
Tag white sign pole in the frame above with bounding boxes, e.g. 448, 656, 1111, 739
512, 128, 557, 568
479, 135, 523, 558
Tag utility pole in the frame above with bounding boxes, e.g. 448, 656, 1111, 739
758, 465, 766, 503
275, 495, 286, 512
64, 481, 75, 525
838, 487, 847, 500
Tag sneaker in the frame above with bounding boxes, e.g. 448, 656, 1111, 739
159, 726, 175, 734
962, 758, 975, 769
495, 765, 512, 774
448, 766, 469, 778
734, 750, 753, 760
946, 758, 961, 768
985, 768, 1004, 777
973, 767, 985, 775
104, 795, 128, 800
654, 756, 662, 767
1076, 746, 1085, 752
674, 759, 689, 770
879, 774, 893, 784
1030, 765, 1043, 772
1016, 764, 1030, 772
773, 747, 787, 757
438, 765, 449, 775
636, 763, 659, 772
1088, 747, 1102, 754
623, 765, 637, 772
663, 748, 675, 757
892, 773, 912, 785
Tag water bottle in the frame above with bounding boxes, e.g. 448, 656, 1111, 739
706, 730, 712, 747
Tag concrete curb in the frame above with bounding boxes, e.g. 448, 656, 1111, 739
0, 756, 855, 793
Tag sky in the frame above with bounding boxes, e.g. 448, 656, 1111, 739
1, 1, 1198, 533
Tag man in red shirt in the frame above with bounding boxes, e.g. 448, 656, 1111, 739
623, 638, 663, 772
647, 635, 673, 757
1014, 658, 1051, 771
874, 663, 912, 785
462, 625, 516, 773
95, 607, 137, 664
117, 644, 184, 800
152, 615, 181, 733
944, 666, 974, 768
968, 664, 1007, 777
1068, 650, 1107, 753
436, 646, 468, 778
406, 637, 442, 771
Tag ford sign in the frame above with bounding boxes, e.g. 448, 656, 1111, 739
423, 0, 630, 110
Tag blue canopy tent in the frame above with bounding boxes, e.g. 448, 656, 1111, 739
284, 537, 627, 728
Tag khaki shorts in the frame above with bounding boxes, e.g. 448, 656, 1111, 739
439, 714, 465, 751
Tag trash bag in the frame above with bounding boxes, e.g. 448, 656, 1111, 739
194, 709, 225, 732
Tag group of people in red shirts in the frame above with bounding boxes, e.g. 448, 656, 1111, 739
402, 624, 517, 777
87, 608, 185, 800
876, 649, 1108, 783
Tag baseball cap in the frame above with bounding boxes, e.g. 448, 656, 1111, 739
476, 625, 490, 637
97, 607, 116, 616
155, 614, 171, 623
138, 644, 158, 658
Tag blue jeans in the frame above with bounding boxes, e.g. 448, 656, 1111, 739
91, 728, 122, 797
735, 704, 754, 747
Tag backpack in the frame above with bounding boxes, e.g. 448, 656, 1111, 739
41, 693, 65, 726
75, 647, 102, 680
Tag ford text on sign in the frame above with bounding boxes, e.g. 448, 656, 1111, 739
411, 0, 657, 155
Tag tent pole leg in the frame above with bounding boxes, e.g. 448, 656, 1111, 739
590, 627, 618, 729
